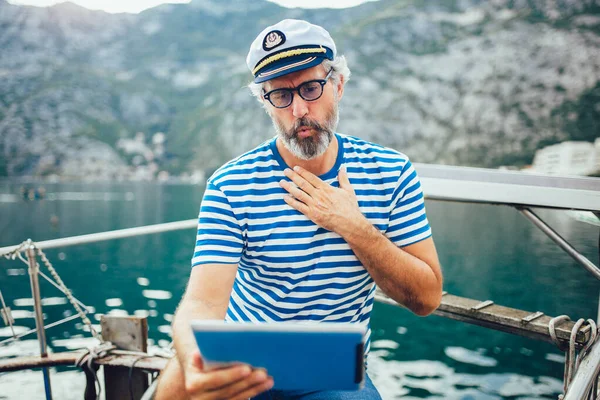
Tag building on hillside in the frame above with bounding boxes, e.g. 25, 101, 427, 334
530, 139, 600, 176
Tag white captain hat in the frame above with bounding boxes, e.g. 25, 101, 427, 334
246, 19, 336, 83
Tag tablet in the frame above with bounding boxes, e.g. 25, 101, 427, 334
190, 320, 366, 391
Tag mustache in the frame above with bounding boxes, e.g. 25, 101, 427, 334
292, 117, 327, 135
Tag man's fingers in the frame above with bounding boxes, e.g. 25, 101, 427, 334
290, 166, 324, 189
284, 168, 317, 195
214, 368, 272, 399
280, 180, 312, 204
187, 364, 251, 392
229, 377, 275, 400
283, 194, 310, 214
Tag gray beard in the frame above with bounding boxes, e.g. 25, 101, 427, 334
272, 103, 339, 160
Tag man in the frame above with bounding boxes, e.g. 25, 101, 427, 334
155, 19, 442, 400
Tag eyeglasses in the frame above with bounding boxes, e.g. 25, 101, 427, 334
263, 69, 334, 108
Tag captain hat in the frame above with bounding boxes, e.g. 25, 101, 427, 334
246, 19, 336, 83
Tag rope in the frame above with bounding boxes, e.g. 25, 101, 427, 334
38, 270, 90, 310
2, 240, 100, 340
35, 246, 101, 340
548, 316, 600, 399
75, 341, 117, 400
129, 355, 155, 400
549, 315, 571, 351
3, 239, 176, 400
1, 240, 29, 260
73, 344, 173, 400
576, 319, 597, 371
565, 319, 586, 388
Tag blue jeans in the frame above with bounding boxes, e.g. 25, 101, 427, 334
252, 375, 381, 400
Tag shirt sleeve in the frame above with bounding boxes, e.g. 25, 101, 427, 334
191, 181, 245, 267
385, 159, 432, 247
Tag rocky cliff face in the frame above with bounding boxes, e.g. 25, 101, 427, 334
0, 0, 598, 179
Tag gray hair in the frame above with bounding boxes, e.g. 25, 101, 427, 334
247, 55, 351, 105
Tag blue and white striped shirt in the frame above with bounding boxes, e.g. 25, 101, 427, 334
192, 133, 432, 353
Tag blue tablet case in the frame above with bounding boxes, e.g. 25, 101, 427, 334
191, 321, 365, 391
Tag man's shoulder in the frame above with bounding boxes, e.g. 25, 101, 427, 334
338, 133, 411, 164
208, 138, 276, 187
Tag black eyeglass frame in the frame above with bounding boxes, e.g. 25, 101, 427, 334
262, 68, 334, 109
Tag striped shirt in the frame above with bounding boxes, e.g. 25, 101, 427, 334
192, 133, 432, 354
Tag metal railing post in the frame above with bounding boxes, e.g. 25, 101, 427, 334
518, 208, 600, 280
26, 242, 53, 400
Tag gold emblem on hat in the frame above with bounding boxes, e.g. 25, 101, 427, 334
264, 32, 283, 50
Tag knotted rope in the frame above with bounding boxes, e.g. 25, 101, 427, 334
548, 315, 599, 399
75, 341, 117, 400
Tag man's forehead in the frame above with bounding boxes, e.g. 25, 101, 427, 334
264, 65, 326, 90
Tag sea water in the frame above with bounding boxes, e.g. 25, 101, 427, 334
0, 181, 598, 399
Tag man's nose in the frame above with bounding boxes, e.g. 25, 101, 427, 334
291, 94, 309, 119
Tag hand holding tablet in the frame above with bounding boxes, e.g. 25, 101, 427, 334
191, 320, 366, 391
181, 348, 274, 400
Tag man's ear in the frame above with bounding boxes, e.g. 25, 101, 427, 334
259, 85, 272, 114
336, 74, 345, 101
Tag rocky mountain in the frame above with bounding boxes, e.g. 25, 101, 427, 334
0, 0, 599, 180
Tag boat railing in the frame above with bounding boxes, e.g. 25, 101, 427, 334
0, 164, 599, 400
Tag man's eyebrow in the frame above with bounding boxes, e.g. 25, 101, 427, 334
267, 85, 290, 91
268, 82, 297, 91
268, 77, 322, 91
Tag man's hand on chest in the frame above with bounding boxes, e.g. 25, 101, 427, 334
278, 165, 371, 239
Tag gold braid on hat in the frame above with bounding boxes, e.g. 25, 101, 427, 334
253, 46, 326, 75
